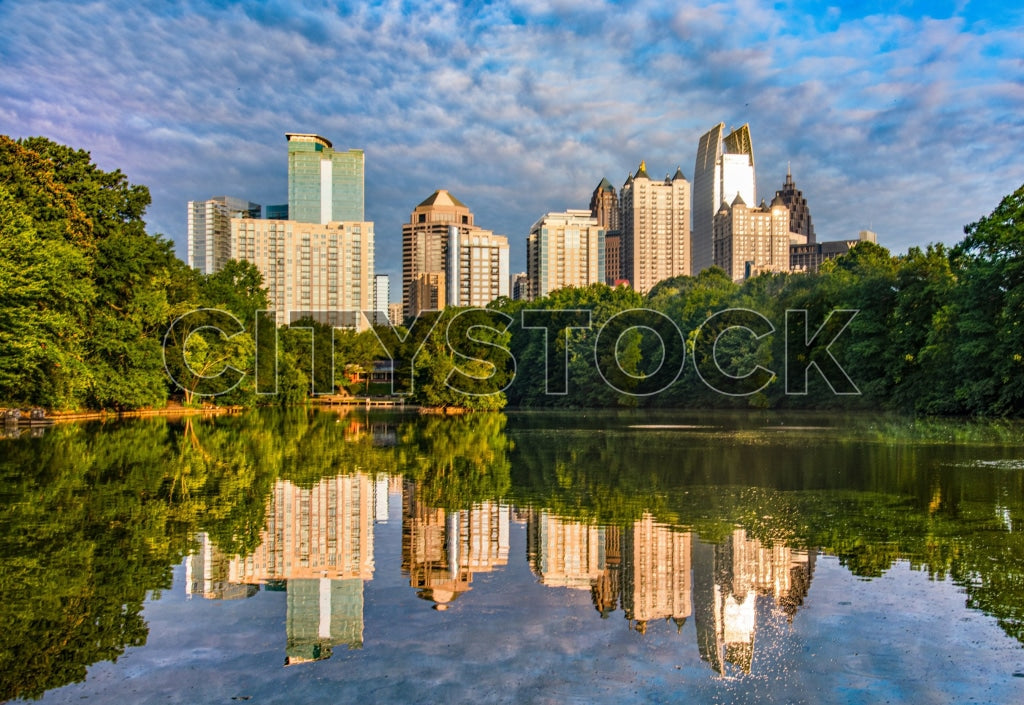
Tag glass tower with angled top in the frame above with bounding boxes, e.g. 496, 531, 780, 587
693, 123, 756, 274
286, 133, 364, 224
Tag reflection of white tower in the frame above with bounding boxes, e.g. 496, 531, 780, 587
285, 577, 364, 665
374, 476, 389, 523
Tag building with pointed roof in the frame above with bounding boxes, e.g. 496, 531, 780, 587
774, 166, 816, 243
712, 191, 789, 281
693, 123, 757, 274
620, 161, 691, 292
401, 190, 508, 315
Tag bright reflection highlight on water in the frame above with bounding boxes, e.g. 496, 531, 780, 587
2, 409, 1024, 703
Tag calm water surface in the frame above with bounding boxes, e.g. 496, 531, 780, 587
2, 409, 1024, 704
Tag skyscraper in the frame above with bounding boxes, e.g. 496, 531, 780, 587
712, 193, 790, 281
186, 196, 260, 274
527, 210, 605, 299
402, 189, 472, 317
402, 190, 508, 315
446, 226, 510, 307
286, 133, 364, 224
229, 217, 374, 329
589, 177, 620, 232
693, 123, 756, 274
774, 165, 815, 243
620, 161, 691, 293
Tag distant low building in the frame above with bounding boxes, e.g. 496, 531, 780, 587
790, 230, 878, 273
510, 272, 529, 301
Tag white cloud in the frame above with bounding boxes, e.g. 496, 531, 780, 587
0, 0, 1021, 284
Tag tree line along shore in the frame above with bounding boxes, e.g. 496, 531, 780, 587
2, 135, 1022, 417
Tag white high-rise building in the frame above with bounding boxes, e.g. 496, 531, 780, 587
372, 274, 390, 326
187, 196, 261, 274
693, 124, 756, 274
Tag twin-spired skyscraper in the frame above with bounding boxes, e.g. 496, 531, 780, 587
692, 123, 757, 274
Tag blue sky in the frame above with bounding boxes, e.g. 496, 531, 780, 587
1, 0, 1022, 292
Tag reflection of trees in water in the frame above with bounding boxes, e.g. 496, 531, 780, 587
2, 410, 1024, 699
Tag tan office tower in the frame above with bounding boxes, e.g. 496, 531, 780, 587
446, 226, 510, 307
230, 218, 374, 329
693, 123, 757, 274
527, 210, 605, 299
402, 190, 472, 317
620, 162, 691, 293
403, 190, 509, 314
712, 194, 790, 281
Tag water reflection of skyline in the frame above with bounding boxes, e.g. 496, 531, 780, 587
186, 471, 815, 675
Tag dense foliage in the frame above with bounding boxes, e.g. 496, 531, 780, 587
2, 136, 1021, 416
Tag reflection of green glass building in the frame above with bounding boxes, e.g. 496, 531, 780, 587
285, 578, 364, 665
286, 133, 364, 224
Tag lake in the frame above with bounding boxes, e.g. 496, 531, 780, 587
2, 409, 1024, 704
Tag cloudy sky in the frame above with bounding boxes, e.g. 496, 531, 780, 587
2, 0, 1022, 291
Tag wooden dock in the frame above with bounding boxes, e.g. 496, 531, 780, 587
312, 395, 408, 410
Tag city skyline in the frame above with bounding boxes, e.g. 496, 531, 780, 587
2, 1, 1022, 291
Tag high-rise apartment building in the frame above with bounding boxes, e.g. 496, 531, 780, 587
620, 161, 691, 293
409, 271, 446, 313
187, 196, 261, 274
372, 274, 390, 326
527, 511, 605, 589
286, 133, 364, 224
712, 194, 790, 281
402, 190, 508, 315
774, 166, 815, 243
526, 210, 605, 299
387, 302, 404, 327
447, 226, 510, 307
621, 514, 692, 632
603, 233, 622, 285
230, 218, 374, 329
693, 123, 757, 274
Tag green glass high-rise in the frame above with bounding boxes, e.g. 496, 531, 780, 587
286, 133, 364, 224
